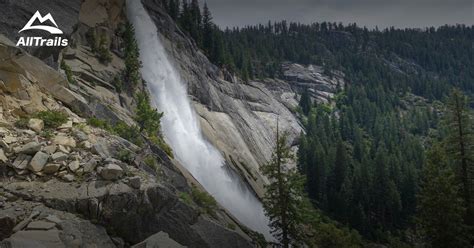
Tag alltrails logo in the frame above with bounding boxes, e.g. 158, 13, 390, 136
16, 11, 68, 47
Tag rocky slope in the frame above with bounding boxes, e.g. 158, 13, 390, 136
142, 0, 344, 196
0, 0, 257, 247
1, 0, 345, 245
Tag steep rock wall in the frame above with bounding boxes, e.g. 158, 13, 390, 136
141, 0, 343, 196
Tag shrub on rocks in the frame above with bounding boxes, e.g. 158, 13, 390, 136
35, 111, 68, 129
14, 118, 29, 129
191, 186, 218, 217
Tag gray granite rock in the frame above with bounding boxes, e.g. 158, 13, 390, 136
100, 164, 123, 180
28, 152, 49, 172
12, 154, 32, 170
26, 221, 56, 230
15, 142, 41, 155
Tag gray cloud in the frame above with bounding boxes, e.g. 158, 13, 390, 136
204, 0, 474, 29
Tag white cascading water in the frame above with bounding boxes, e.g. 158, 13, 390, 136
126, 0, 272, 240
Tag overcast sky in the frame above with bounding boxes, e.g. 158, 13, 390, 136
204, 0, 474, 29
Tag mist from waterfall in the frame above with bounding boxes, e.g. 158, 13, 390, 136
126, 0, 272, 240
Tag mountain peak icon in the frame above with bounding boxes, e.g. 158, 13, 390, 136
19, 11, 63, 34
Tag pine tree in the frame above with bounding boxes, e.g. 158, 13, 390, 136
202, 2, 213, 55
135, 92, 163, 136
189, 0, 202, 45
179, 0, 191, 33
299, 88, 312, 115
260, 125, 308, 247
416, 145, 470, 248
444, 88, 474, 224
168, 0, 180, 20
123, 22, 142, 88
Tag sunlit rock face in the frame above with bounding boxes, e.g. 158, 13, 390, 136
127, 0, 273, 239
141, 0, 344, 199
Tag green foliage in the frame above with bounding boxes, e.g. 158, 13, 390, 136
226, 223, 236, 230
87, 117, 110, 130
166, 2, 474, 98
112, 74, 124, 93
88, 117, 144, 147
135, 92, 163, 136
191, 185, 218, 217
416, 145, 471, 247
298, 88, 312, 115
312, 221, 363, 248
97, 35, 112, 65
298, 91, 427, 241
14, 118, 29, 129
117, 149, 133, 163
35, 110, 68, 129
443, 89, 474, 223
178, 191, 193, 205
86, 29, 112, 65
260, 130, 310, 247
113, 122, 143, 147
161, 4, 474, 245
150, 135, 174, 158
60, 60, 76, 84
40, 129, 54, 139
144, 155, 160, 174
123, 22, 142, 87
86, 29, 98, 52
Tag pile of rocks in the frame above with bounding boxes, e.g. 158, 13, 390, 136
1, 116, 140, 187
0, 194, 118, 247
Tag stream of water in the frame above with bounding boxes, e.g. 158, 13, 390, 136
126, 0, 272, 240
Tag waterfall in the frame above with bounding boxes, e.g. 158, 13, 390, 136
126, 0, 272, 240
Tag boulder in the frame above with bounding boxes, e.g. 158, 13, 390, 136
58, 145, 70, 154
80, 141, 92, 149
128, 176, 141, 189
4, 230, 63, 247
58, 121, 73, 130
74, 130, 89, 141
83, 158, 98, 173
100, 164, 123, 180
43, 164, 61, 174
51, 152, 68, 162
12, 154, 32, 170
28, 152, 49, 172
52, 135, 76, 148
3, 136, 17, 144
92, 141, 110, 158
15, 142, 41, 155
26, 221, 56, 231
67, 161, 80, 172
28, 119, 44, 133
62, 174, 75, 182
43, 145, 57, 155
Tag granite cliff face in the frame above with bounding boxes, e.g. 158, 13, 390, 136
1, 0, 344, 246
0, 0, 255, 247
141, 0, 344, 196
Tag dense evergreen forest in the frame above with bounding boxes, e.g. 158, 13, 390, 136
160, 0, 474, 246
